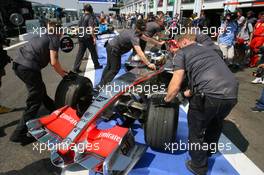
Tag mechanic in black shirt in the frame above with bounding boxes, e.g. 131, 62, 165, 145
164, 34, 238, 175
10, 21, 68, 143
138, 17, 166, 52
73, 4, 102, 73
97, 19, 156, 88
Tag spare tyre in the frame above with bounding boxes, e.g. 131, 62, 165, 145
144, 94, 179, 151
55, 72, 93, 116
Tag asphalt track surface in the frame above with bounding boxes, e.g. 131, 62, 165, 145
0, 39, 264, 175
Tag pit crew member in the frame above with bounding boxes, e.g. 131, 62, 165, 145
137, 17, 166, 53
10, 21, 68, 143
97, 19, 156, 88
164, 34, 238, 175
73, 4, 102, 73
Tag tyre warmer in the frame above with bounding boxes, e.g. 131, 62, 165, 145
27, 67, 164, 174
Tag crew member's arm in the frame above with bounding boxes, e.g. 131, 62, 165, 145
50, 50, 67, 77
157, 32, 166, 40
134, 45, 156, 70
164, 69, 185, 102
141, 34, 165, 46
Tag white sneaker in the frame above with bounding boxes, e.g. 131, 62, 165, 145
251, 78, 263, 84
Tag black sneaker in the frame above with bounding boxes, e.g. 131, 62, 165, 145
95, 65, 103, 69
10, 127, 28, 143
185, 160, 207, 175
251, 107, 264, 112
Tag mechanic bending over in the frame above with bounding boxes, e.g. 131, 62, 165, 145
135, 17, 166, 54
164, 34, 238, 175
97, 19, 156, 88
10, 21, 68, 143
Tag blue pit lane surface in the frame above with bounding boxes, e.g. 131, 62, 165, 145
77, 35, 246, 175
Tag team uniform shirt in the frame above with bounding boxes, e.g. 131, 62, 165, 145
144, 22, 162, 37
14, 34, 60, 71
78, 13, 97, 39
173, 43, 239, 99
109, 29, 140, 54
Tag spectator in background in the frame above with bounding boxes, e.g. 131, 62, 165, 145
165, 12, 172, 24
198, 11, 209, 29
235, 17, 253, 66
121, 14, 126, 29
218, 13, 238, 66
236, 9, 245, 29
147, 13, 156, 22
130, 14, 137, 29
40, 13, 48, 27
109, 14, 114, 24
98, 17, 108, 34
191, 13, 199, 27
247, 11, 257, 27
55, 8, 63, 23
249, 12, 264, 67
252, 86, 264, 112
100, 11, 105, 19
157, 11, 164, 20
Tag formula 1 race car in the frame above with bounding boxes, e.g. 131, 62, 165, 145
26, 44, 184, 175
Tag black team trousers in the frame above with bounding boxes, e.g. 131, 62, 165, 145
74, 37, 100, 71
98, 44, 121, 87
12, 63, 55, 134
187, 94, 237, 171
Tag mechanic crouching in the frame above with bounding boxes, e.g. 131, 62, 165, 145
10, 21, 68, 143
97, 19, 156, 88
164, 34, 239, 175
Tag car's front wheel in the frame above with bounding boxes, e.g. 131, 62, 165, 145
144, 94, 179, 151
55, 72, 93, 116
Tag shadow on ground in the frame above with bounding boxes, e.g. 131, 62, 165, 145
223, 120, 249, 153
0, 159, 61, 175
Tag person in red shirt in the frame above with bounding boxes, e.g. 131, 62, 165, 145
249, 12, 264, 67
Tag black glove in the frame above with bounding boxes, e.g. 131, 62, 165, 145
151, 93, 177, 107
63, 71, 78, 80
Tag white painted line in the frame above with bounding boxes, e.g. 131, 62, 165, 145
4, 41, 28, 51
83, 52, 95, 87
180, 103, 189, 114
219, 134, 264, 175
180, 104, 263, 174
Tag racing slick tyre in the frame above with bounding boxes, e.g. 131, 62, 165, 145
144, 94, 179, 151
55, 72, 93, 116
